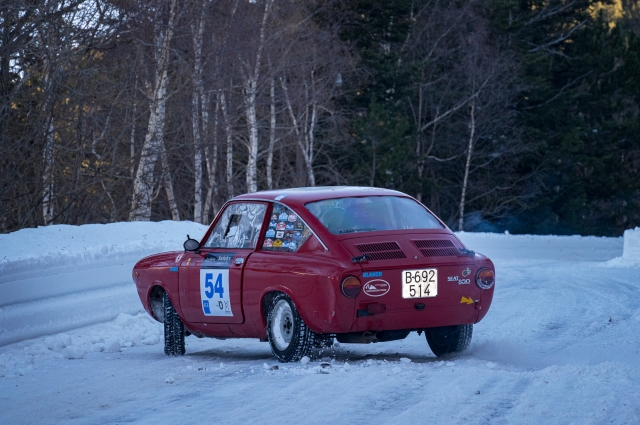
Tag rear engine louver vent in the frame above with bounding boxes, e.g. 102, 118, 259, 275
412, 239, 460, 257
355, 242, 406, 261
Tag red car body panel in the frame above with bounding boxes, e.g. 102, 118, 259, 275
133, 187, 495, 341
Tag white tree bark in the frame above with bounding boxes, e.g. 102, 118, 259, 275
42, 117, 55, 225
160, 140, 180, 221
40, 33, 56, 226
130, 0, 178, 221
220, 91, 234, 198
192, 1, 206, 223
244, 78, 259, 193
243, 0, 273, 193
267, 77, 276, 190
203, 93, 219, 223
130, 80, 137, 178
458, 97, 476, 231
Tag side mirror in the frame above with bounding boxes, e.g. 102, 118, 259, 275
184, 235, 200, 252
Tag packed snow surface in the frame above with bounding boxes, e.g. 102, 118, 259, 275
1, 222, 639, 424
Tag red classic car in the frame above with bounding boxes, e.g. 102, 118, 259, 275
132, 187, 495, 362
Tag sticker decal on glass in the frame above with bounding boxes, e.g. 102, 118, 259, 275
262, 204, 312, 252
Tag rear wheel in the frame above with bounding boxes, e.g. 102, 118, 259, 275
425, 324, 472, 357
163, 292, 185, 356
267, 293, 314, 362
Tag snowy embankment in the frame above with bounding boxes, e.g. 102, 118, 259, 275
2, 223, 640, 424
0, 221, 208, 346
0, 223, 625, 348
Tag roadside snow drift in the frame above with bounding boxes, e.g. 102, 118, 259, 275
2, 222, 639, 425
0, 221, 208, 346
623, 227, 640, 261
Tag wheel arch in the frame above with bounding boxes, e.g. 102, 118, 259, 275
145, 282, 183, 323
259, 287, 320, 333
147, 284, 166, 322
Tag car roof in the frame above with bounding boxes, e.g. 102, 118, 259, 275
232, 186, 411, 205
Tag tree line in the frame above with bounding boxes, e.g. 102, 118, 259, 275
1, 0, 639, 236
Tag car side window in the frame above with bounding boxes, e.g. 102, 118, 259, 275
204, 203, 266, 249
262, 204, 312, 252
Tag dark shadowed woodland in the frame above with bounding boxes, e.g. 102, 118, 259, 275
1, 0, 639, 236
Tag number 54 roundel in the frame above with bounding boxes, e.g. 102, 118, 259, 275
200, 269, 233, 316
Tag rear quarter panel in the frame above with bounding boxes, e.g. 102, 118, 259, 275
243, 242, 360, 335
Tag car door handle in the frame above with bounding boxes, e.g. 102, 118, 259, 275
234, 258, 244, 265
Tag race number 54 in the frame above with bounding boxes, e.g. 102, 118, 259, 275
200, 269, 233, 316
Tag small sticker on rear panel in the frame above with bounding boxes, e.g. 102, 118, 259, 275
363, 280, 390, 297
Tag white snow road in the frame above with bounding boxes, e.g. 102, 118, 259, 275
1, 223, 639, 425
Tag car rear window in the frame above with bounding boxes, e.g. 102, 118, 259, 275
306, 196, 443, 235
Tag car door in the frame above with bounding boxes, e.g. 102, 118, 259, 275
179, 202, 267, 324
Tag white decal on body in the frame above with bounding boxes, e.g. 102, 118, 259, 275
200, 269, 233, 316
363, 279, 391, 297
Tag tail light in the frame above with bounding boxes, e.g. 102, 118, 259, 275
476, 268, 495, 289
341, 276, 361, 298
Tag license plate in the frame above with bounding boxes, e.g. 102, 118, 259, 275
402, 268, 438, 298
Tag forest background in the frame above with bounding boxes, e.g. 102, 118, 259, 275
1, 0, 639, 236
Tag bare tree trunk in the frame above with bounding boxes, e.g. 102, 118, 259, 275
40, 32, 56, 226
244, 78, 259, 193
243, 0, 273, 193
458, 98, 475, 231
204, 93, 219, 222
267, 77, 276, 189
130, 0, 178, 221
280, 77, 316, 186
370, 137, 376, 187
306, 96, 317, 187
220, 91, 234, 198
130, 81, 137, 177
160, 140, 180, 221
192, 1, 205, 223
42, 117, 55, 225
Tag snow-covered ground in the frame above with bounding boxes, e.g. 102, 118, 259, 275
1, 223, 639, 424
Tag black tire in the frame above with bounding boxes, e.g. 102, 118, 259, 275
163, 292, 185, 356
425, 324, 472, 357
266, 293, 315, 362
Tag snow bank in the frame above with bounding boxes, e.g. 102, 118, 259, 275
0, 221, 209, 302
0, 221, 207, 346
0, 222, 624, 348
456, 231, 622, 262
622, 227, 640, 261
0, 312, 162, 377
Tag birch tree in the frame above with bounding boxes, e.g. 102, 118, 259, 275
130, 0, 178, 221
239, 0, 273, 193
203, 93, 219, 222
220, 90, 234, 198
191, 0, 206, 223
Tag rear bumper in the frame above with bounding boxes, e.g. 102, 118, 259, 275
306, 301, 485, 334
347, 304, 481, 332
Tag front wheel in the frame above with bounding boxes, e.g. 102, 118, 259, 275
425, 324, 472, 357
163, 292, 185, 356
266, 293, 315, 362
